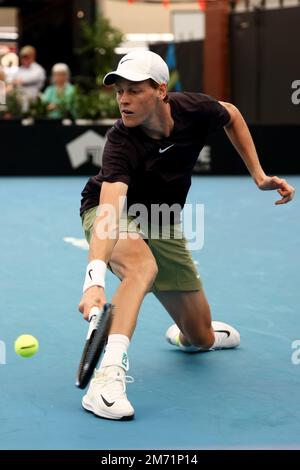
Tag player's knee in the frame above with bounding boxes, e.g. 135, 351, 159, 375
139, 258, 158, 288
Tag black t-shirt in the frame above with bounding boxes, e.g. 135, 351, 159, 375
80, 92, 230, 219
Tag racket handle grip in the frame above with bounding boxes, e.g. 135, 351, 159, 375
86, 306, 101, 340
88, 306, 101, 322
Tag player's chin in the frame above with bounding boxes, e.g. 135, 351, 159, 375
121, 115, 140, 127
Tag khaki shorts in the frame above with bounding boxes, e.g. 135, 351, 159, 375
82, 206, 202, 293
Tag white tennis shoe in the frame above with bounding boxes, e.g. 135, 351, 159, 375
82, 365, 134, 420
166, 321, 240, 351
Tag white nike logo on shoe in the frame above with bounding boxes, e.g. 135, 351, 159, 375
159, 144, 174, 154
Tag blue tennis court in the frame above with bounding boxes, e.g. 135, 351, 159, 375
1, 175, 299, 450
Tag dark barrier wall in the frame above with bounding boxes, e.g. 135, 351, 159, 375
0, 121, 109, 176
207, 125, 300, 175
0, 122, 299, 176
230, 6, 300, 124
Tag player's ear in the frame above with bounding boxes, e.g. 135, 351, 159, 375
158, 83, 167, 101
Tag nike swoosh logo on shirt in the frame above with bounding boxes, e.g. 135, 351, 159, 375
101, 395, 115, 407
88, 269, 93, 280
159, 144, 174, 154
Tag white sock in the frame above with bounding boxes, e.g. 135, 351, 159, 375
99, 334, 130, 371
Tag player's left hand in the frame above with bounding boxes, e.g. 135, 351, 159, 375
258, 176, 295, 205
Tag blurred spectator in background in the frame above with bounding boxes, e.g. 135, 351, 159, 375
1, 52, 19, 86
0, 67, 6, 108
0, 66, 5, 82
42, 63, 74, 118
12, 45, 46, 110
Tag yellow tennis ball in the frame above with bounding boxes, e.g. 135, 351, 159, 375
15, 334, 39, 358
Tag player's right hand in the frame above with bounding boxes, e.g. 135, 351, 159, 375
78, 286, 107, 321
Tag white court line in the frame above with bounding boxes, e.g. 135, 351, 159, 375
63, 237, 89, 250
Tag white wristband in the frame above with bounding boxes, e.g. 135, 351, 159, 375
83, 260, 107, 293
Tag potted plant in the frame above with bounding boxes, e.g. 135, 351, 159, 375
72, 16, 123, 124
0, 88, 23, 122
76, 16, 123, 85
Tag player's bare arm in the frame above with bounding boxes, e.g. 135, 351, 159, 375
220, 101, 295, 205
79, 181, 128, 320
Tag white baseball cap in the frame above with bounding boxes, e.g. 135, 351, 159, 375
103, 50, 169, 86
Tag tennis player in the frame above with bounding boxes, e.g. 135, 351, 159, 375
79, 51, 295, 420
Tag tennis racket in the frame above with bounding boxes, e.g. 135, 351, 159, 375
76, 303, 113, 389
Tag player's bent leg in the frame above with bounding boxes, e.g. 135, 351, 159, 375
156, 290, 240, 352
83, 235, 157, 420
156, 290, 214, 348
165, 321, 240, 352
